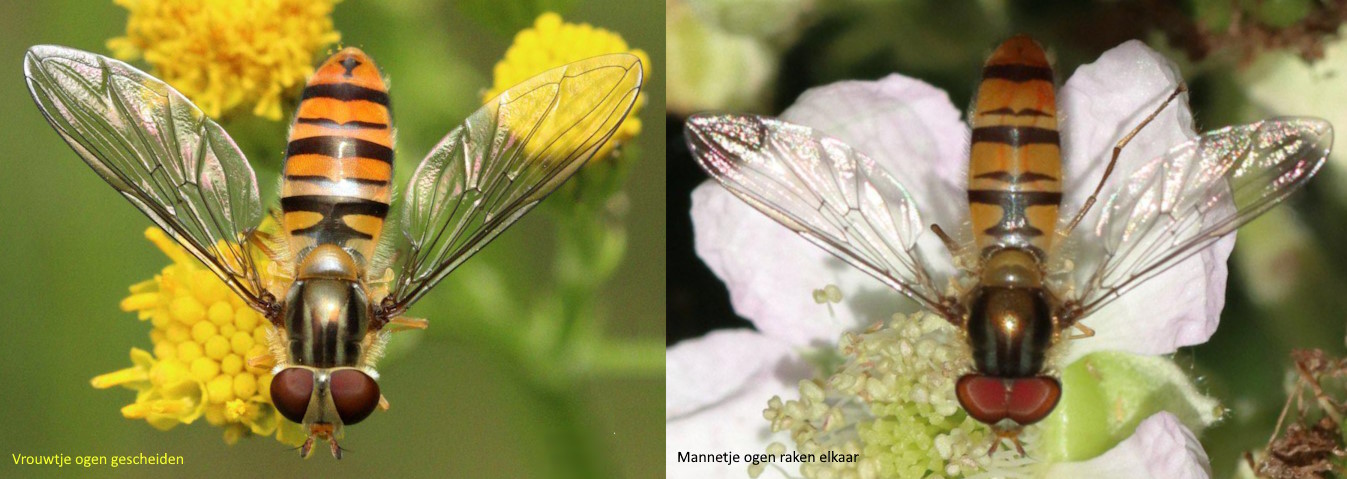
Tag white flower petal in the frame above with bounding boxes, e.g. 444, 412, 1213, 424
666, 335, 808, 479
1061, 240, 1230, 364
1060, 40, 1196, 208
1057, 40, 1232, 361
780, 74, 971, 228
667, 329, 796, 419
1044, 412, 1211, 479
692, 182, 904, 346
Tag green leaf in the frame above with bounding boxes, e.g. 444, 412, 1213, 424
1038, 351, 1224, 462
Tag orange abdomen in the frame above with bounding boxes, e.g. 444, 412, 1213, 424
281, 47, 393, 266
967, 36, 1062, 256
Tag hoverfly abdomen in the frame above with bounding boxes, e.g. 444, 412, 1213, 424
281, 47, 394, 264
968, 36, 1062, 256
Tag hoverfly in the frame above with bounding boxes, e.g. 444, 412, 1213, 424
685, 36, 1331, 452
25, 45, 642, 458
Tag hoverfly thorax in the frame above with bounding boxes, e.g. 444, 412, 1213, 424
281, 244, 372, 368
966, 249, 1054, 378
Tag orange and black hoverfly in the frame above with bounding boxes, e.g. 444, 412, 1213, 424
685, 35, 1330, 452
25, 45, 642, 457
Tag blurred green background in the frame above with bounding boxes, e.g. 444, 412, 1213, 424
0, 0, 663, 477
666, 0, 1347, 477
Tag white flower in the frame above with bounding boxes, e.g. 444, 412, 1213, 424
669, 41, 1228, 478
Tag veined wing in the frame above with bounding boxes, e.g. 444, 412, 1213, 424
24, 45, 269, 311
383, 54, 643, 315
686, 113, 961, 320
1049, 117, 1331, 322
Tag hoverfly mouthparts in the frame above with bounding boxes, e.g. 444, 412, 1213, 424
687, 34, 1331, 453
25, 42, 643, 457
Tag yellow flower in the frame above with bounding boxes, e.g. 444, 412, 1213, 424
107, 0, 342, 120
485, 12, 650, 161
92, 228, 303, 446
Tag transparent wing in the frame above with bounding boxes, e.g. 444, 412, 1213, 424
1049, 117, 1332, 322
24, 45, 269, 310
685, 113, 960, 318
385, 54, 643, 313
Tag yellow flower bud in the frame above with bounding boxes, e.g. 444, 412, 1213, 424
484, 12, 649, 162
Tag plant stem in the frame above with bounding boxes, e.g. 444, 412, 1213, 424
592, 338, 666, 377
524, 377, 614, 479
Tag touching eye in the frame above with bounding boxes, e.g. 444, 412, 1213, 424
271, 368, 315, 424
330, 369, 380, 425
955, 374, 1061, 426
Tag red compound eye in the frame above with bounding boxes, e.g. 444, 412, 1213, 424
956, 375, 1010, 424
271, 368, 315, 424
956, 375, 1062, 426
1006, 377, 1061, 425
330, 369, 380, 425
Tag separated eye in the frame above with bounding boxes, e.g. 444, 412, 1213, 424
271, 368, 315, 424
329, 369, 380, 425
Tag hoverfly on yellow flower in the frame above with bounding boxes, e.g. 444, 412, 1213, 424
24, 44, 642, 458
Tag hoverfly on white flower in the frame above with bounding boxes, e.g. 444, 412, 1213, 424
685, 35, 1330, 453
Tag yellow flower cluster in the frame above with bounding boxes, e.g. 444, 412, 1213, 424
91, 228, 303, 445
107, 0, 342, 120
485, 12, 650, 161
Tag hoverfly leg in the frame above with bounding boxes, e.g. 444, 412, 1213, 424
246, 352, 275, 370
1009, 435, 1027, 457
258, 290, 284, 327
265, 262, 293, 281
388, 316, 428, 332
931, 223, 960, 256
246, 229, 283, 263
379, 394, 391, 411
988, 428, 1028, 457
1067, 322, 1096, 340
1061, 83, 1189, 237
367, 267, 396, 287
